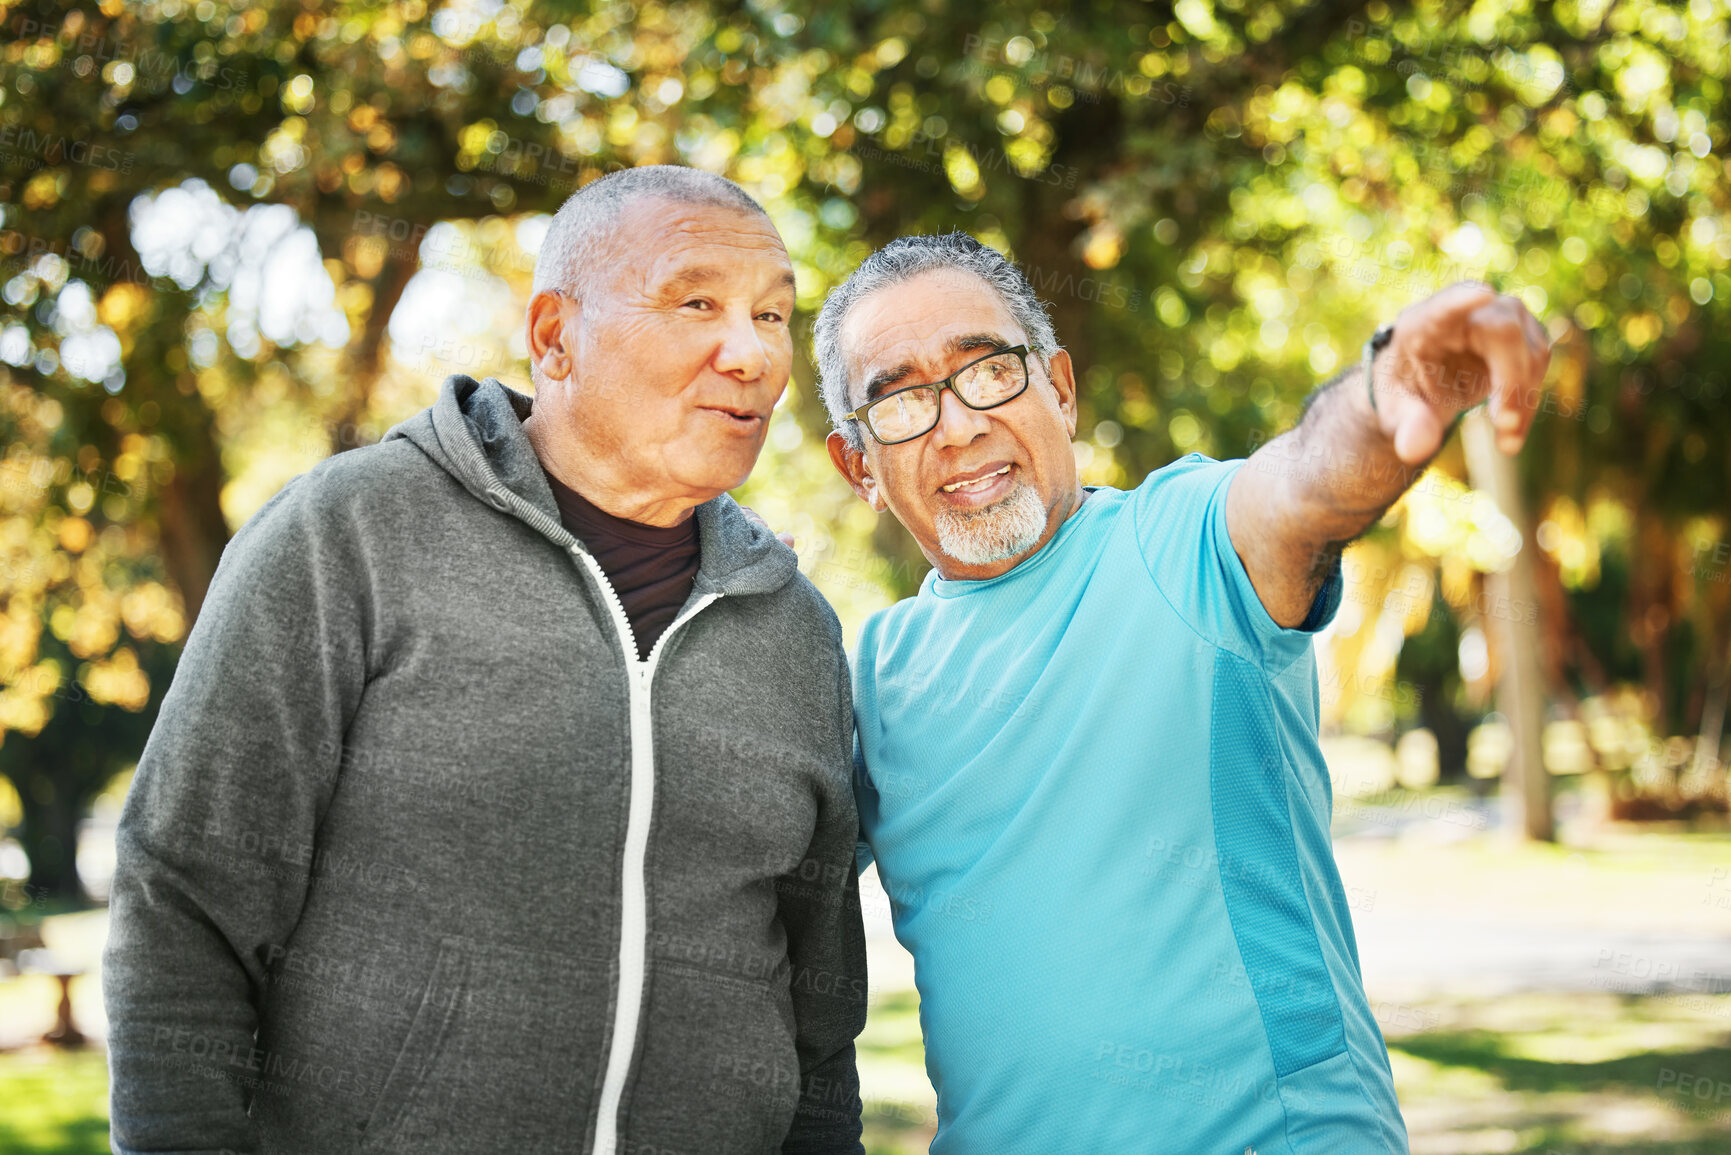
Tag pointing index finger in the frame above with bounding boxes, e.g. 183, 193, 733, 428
1394, 281, 1501, 373
1409, 281, 1500, 334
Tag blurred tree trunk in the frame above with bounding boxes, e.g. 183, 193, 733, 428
1463, 411, 1554, 841
1417, 674, 1471, 779
141, 295, 231, 629
156, 424, 230, 627
13, 772, 81, 904
1629, 517, 1675, 730
1697, 629, 1730, 778
92, 205, 233, 628
2, 660, 169, 902
1531, 542, 1585, 708
326, 249, 419, 457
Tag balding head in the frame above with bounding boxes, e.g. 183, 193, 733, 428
532, 165, 769, 303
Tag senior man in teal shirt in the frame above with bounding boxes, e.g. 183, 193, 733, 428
816, 233, 1550, 1153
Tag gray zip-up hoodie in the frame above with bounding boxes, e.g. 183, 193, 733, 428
103, 375, 868, 1155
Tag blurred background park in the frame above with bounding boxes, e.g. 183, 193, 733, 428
0, 0, 1728, 1150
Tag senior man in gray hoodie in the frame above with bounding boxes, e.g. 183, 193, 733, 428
103, 166, 867, 1155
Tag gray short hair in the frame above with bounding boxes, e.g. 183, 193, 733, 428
531, 164, 767, 301
812, 232, 1060, 448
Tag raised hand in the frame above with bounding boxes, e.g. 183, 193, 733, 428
1370, 281, 1554, 465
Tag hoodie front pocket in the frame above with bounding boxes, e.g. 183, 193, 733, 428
361, 937, 613, 1153
360, 936, 470, 1149
623, 960, 802, 1155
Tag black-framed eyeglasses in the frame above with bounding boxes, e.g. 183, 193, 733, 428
844, 346, 1032, 445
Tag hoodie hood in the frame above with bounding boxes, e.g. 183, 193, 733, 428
384, 374, 798, 599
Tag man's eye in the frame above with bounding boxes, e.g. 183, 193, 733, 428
683, 299, 713, 310
757, 310, 786, 323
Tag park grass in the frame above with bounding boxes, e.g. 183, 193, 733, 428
856, 989, 1731, 1155
1387, 993, 1731, 1154
0, 992, 1725, 1153
0, 1048, 108, 1155
1, 823, 1726, 1153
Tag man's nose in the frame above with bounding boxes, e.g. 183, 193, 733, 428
713, 308, 773, 381
929, 387, 991, 449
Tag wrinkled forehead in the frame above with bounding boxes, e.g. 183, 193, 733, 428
601, 198, 793, 296
840, 269, 1025, 408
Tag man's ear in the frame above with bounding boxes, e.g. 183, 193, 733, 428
527, 290, 577, 384
1045, 348, 1079, 439
827, 431, 886, 511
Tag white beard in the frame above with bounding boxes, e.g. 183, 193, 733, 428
933, 481, 1048, 568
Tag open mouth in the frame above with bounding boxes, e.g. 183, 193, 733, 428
703, 406, 766, 430
940, 463, 1011, 494
936, 462, 1016, 508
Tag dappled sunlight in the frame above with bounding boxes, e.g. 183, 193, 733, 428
1, 0, 1728, 1150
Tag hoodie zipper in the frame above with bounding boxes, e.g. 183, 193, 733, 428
568, 543, 720, 1155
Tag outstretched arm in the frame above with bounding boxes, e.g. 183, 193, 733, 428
1226, 282, 1553, 627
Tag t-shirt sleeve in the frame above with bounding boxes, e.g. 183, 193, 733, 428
1131, 452, 1342, 670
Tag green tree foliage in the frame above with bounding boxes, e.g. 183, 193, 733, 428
0, 0, 1727, 893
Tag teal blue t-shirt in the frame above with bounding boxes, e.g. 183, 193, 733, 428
852, 454, 1409, 1154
